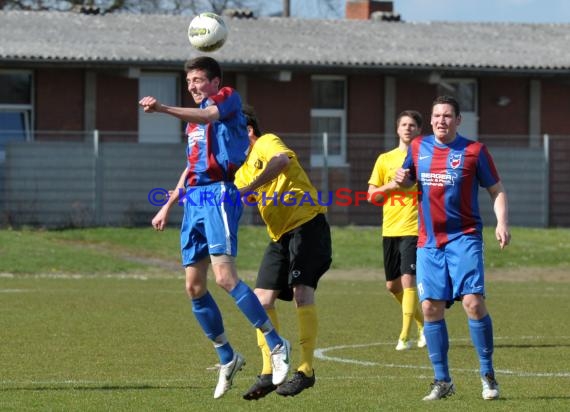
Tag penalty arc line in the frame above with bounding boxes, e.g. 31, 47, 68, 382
314, 336, 570, 378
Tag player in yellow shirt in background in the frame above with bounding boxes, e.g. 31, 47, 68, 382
368, 110, 425, 351
235, 105, 332, 399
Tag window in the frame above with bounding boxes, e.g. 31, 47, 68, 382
438, 79, 478, 139
0, 70, 33, 161
311, 76, 346, 166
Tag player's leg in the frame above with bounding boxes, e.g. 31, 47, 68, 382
181, 197, 237, 371
383, 237, 409, 349
244, 241, 290, 400
276, 213, 332, 397
399, 236, 425, 347
206, 183, 290, 386
417, 246, 455, 400
448, 235, 499, 400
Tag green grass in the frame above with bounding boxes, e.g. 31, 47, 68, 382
1, 226, 569, 274
1, 275, 569, 411
1, 226, 570, 410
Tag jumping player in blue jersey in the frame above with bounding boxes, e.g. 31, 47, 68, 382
395, 95, 510, 401
139, 56, 290, 399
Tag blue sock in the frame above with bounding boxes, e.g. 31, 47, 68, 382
424, 319, 451, 382
469, 314, 494, 377
230, 280, 282, 350
191, 292, 233, 364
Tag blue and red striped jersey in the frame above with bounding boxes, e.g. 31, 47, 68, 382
185, 86, 249, 186
402, 134, 500, 248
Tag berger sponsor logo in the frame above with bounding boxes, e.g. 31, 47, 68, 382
420, 171, 458, 187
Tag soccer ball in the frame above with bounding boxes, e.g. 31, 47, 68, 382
188, 12, 228, 52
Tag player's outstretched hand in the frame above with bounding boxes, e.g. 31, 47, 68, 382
496, 223, 511, 249
139, 96, 162, 113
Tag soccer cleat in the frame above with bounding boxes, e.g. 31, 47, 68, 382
481, 373, 500, 400
242, 374, 277, 400
270, 338, 291, 385
395, 339, 413, 351
276, 370, 316, 397
213, 352, 246, 399
417, 330, 427, 348
422, 380, 455, 401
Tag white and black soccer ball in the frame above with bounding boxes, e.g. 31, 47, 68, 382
188, 12, 228, 52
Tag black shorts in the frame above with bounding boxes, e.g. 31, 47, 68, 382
256, 213, 332, 301
383, 236, 418, 281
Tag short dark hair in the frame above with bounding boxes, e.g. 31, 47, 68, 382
396, 110, 423, 129
242, 104, 262, 137
184, 56, 222, 82
432, 95, 461, 117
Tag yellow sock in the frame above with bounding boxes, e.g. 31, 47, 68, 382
400, 288, 418, 341
258, 308, 279, 375
297, 305, 317, 377
391, 291, 404, 305
414, 296, 424, 331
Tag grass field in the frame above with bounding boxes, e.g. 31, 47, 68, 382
1, 226, 570, 411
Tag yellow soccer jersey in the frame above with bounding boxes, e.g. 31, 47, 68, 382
235, 133, 326, 241
368, 147, 418, 237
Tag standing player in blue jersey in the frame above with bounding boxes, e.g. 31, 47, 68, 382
139, 56, 290, 399
395, 95, 510, 401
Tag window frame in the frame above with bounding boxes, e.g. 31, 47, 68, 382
0, 69, 34, 161
310, 75, 347, 167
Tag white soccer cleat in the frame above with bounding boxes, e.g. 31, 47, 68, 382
422, 380, 455, 401
213, 352, 245, 399
395, 339, 413, 351
270, 338, 291, 385
417, 330, 427, 348
481, 374, 500, 400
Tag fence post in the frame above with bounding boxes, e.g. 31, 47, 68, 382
543, 134, 550, 227
93, 129, 102, 226
321, 132, 329, 200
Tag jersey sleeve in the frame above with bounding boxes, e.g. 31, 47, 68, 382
476, 144, 500, 188
209, 87, 241, 120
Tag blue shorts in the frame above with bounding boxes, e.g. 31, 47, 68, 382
416, 234, 485, 303
180, 182, 243, 266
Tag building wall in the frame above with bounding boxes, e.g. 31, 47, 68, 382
395, 78, 436, 135
35, 68, 84, 135
96, 72, 138, 141
542, 79, 570, 135
479, 77, 529, 136
246, 73, 311, 134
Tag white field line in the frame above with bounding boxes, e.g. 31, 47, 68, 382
314, 336, 570, 378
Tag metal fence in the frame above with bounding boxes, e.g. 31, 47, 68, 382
0, 131, 563, 228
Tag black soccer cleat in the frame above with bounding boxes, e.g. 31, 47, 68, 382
242, 374, 277, 401
276, 370, 316, 397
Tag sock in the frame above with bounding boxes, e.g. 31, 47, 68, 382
230, 280, 281, 350
424, 319, 451, 382
258, 308, 279, 375
414, 298, 424, 331
297, 305, 317, 377
391, 291, 404, 304
191, 292, 233, 364
468, 314, 495, 377
400, 288, 418, 341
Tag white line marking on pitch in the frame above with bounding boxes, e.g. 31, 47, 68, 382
314, 336, 570, 378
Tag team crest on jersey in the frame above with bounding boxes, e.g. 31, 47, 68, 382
254, 159, 263, 169
449, 153, 462, 169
